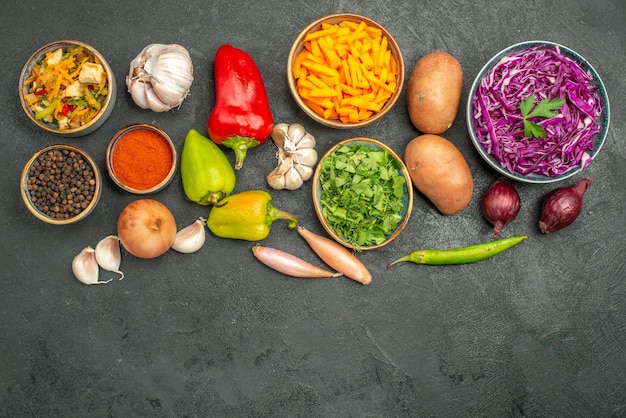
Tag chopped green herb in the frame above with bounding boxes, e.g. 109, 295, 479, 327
319, 142, 407, 249
520, 94, 565, 139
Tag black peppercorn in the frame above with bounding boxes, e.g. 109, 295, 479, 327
26, 148, 96, 220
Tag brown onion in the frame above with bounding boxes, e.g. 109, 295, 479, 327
539, 178, 591, 234
481, 177, 521, 238
117, 199, 177, 258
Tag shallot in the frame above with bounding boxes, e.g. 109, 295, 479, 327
252, 245, 342, 278
297, 226, 372, 285
481, 178, 521, 238
539, 178, 592, 234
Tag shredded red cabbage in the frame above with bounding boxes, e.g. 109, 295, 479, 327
472, 45, 602, 177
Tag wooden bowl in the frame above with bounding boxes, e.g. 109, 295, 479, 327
106, 123, 177, 194
287, 13, 405, 129
312, 137, 413, 250
21, 144, 102, 225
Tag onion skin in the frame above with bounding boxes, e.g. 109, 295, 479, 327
481, 178, 521, 238
297, 226, 372, 285
117, 199, 177, 258
539, 178, 591, 234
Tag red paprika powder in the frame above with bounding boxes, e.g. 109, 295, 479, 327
111, 127, 173, 190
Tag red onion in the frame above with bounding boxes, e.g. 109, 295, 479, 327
539, 178, 592, 234
481, 178, 521, 238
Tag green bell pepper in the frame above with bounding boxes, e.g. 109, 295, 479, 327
181, 129, 237, 206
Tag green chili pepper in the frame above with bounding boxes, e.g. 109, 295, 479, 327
180, 129, 236, 206
35, 98, 59, 120
207, 190, 298, 241
387, 235, 528, 267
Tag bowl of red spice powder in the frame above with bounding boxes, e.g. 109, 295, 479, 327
106, 123, 177, 194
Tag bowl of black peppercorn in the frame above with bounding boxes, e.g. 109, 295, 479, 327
20, 144, 102, 224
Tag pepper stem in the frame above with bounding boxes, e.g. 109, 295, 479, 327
267, 202, 299, 230
201, 191, 227, 207
387, 251, 424, 268
222, 135, 261, 170
387, 255, 411, 268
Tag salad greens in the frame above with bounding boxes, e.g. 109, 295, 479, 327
319, 142, 407, 249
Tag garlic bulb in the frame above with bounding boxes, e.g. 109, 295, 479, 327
126, 43, 194, 112
267, 123, 318, 190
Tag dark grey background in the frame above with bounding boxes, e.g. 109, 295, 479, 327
2, 1, 625, 416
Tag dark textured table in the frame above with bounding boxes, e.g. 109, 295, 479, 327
2, 1, 625, 416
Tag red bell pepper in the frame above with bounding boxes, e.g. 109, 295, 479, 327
207, 44, 273, 170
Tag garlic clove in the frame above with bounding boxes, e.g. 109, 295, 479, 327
143, 83, 172, 112
150, 58, 193, 106
282, 136, 297, 154
283, 123, 307, 153
270, 123, 290, 148
72, 246, 112, 285
294, 148, 318, 167
294, 163, 314, 181
95, 235, 124, 280
287, 123, 306, 140
151, 76, 186, 107
127, 77, 171, 112
267, 167, 287, 190
126, 78, 150, 109
274, 154, 292, 175
295, 132, 316, 150
283, 166, 304, 190
172, 218, 206, 253
286, 123, 309, 143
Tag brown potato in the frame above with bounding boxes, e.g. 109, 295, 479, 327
404, 134, 473, 215
406, 51, 463, 134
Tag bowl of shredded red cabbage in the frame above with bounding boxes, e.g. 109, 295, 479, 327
467, 41, 609, 183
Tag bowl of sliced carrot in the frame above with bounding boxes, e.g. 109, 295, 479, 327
19, 40, 117, 137
288, 13, 405, 129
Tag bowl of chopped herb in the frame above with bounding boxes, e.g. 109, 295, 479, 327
312, 137, 413, 250
19, 40, 117, 137
467, 40, 609, 183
